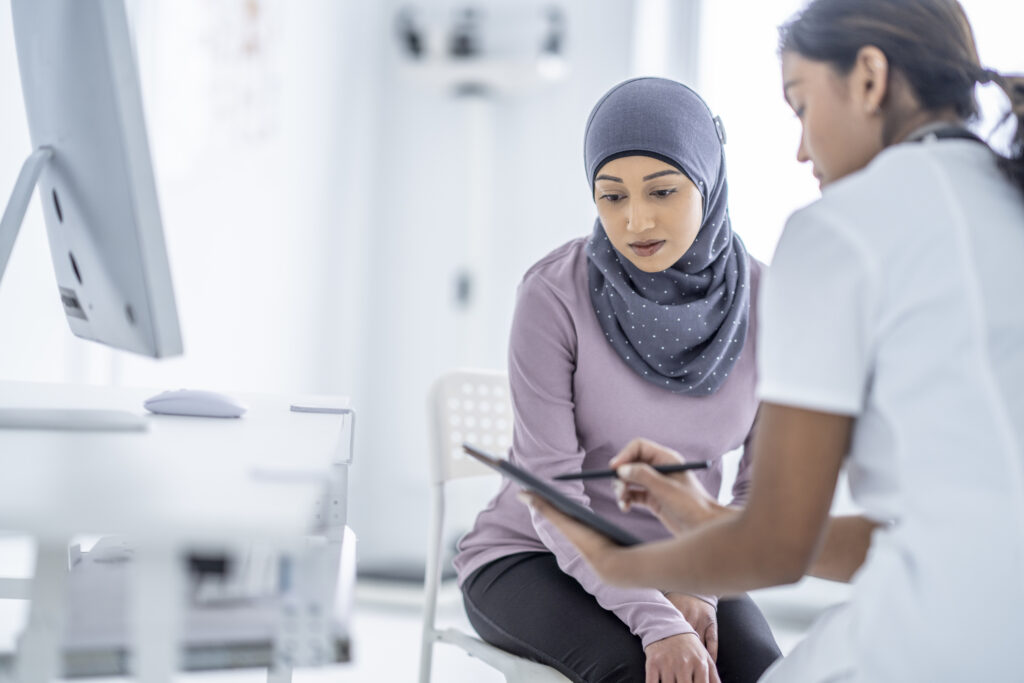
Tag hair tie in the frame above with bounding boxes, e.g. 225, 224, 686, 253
979, 68, 999, 85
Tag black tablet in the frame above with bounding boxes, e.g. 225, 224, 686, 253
462, 443, 642, 547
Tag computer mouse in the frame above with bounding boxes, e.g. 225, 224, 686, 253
143, 389, 247, 418
87, 537, 135, 564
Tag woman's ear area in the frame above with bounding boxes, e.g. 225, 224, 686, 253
852, 45, 890, 115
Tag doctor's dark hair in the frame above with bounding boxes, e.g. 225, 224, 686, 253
779, 0, 1024, 196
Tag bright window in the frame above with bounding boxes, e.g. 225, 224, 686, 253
698, 0, 1024, 263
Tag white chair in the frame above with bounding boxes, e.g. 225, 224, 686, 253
419, 369, 570, 683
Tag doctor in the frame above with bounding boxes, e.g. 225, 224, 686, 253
524, 0, 1024, 680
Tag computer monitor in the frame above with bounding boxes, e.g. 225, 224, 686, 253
0, 0, 182, 359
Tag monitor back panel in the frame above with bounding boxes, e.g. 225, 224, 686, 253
11, 0, 182, 357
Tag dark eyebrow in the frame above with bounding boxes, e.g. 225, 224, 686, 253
642, 169, 681, 182
595, 169, 682, 184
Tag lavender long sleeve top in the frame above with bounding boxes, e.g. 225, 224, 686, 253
454, 237, 762, 648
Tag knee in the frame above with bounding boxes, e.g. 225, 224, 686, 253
717, 640, 782, 683
748, 639, 783, 674
738, 627, 782, 669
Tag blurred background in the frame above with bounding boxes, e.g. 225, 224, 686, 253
1, 0, 1022, 622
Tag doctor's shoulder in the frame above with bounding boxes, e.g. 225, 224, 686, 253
824, 141, 984, 221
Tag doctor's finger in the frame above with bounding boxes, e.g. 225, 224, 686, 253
618, 464, 686, 502
615, 480, 652, 510
610, 438, 687, 469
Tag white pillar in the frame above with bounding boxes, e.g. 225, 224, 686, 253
631, 0, 703, 88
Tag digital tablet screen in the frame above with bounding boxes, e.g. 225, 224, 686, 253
463, 443, 642, 547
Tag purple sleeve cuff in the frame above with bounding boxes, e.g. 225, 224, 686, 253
639, 621, 698, 650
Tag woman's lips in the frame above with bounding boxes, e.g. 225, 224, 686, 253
629, 240, 666, 257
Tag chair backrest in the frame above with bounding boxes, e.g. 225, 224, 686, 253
429, 369, 513, 485
422, 369, 572, 683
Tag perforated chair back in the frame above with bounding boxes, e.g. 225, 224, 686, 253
419, 369, 569, 683
429, 369, 514, 483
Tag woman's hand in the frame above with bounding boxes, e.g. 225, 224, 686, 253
611, 438, 731, 534
664, 593, 718, 662
644, 633, 721, 683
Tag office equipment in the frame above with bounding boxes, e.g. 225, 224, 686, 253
0, 3, 355, 681
290, 398, 351, 414
3, 0, 181, 357
553, 460, 711, 481
420, 369, 570, 683
0, 408, 148, 431
51, 528, 357, 677
0, 381, 355, 683
144, 389, 248, 418
1, 0, 182, 430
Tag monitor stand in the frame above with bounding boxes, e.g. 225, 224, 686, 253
0, 147, 52, 283
1, 148, 148, 433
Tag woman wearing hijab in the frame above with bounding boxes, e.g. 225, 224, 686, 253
453, 78, 781, 683
524, 1, 1024, 681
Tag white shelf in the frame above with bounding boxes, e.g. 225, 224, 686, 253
398, 55, 568, 96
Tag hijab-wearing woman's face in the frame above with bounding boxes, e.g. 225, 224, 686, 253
781, 50, 886, 188
593, 155, 704, 273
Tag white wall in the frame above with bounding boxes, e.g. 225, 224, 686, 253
350, 0, 648, 575
116, 0, 374, 398
698, 0, 819, 263
0, 3, 86, 385
0, 0, 372, 396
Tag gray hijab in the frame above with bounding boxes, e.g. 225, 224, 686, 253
585, 77, 750, 395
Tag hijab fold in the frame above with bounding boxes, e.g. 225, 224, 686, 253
585, 78, 750, 395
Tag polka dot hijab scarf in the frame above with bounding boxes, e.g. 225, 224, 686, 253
584, 78, 750, 395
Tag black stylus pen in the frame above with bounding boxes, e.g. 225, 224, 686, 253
553, 460, 711, 481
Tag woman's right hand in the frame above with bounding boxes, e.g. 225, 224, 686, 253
644, 633, 720, 683
611, 438, 732, 535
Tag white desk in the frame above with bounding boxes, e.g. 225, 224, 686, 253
0, 380, 353, 682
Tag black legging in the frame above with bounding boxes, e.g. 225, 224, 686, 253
463, 552, 781, 683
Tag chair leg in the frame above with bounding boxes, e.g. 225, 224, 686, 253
418, 484, 446, 683
419, 637, 435, 683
